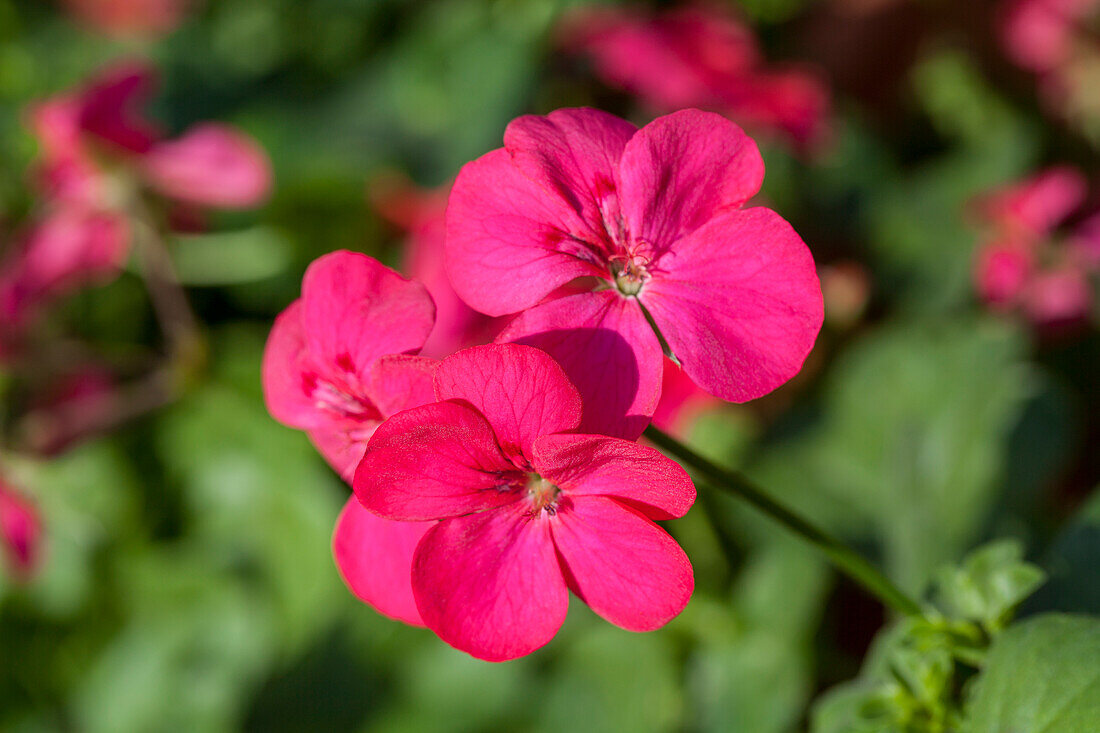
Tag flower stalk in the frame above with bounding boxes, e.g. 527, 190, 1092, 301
643, 425, 925, 618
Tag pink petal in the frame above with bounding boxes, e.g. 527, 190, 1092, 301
412, 505, 568, 661
367, 354, 438, 418
1023, 266, 1092, 325
503, 108, 637, 245
974, 240, 1034, 307
332, 497, 431, 627
0, 480, 42, 579
354, 399, 522, 521
617, 109, 764, 249
261, 300, 324, 429
77, 62, 160, 154
552, 495, 692, 631
142, 123, 272, 208
308, 425, 372, 484
434, 344, 581, 460
444, 148, 606, 317
641, 208, 822, 403
301, 250, 435, 383
979, 166, 1087, 236
532, 433, 695, 520
497, 290, 663, 440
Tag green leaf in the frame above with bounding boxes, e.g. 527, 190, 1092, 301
962, 614, 1100, 732
1026, 489, 1100, 615
934, 539, 1045, 632
171, 227, 293, 286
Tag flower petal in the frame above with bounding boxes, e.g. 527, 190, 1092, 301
354, 399, 521, 521
552, 495, 693, 632
332, 498, 431, 627
308, 425, 374, 484
504, 107, 637, 244
301, 250, 435, 383
444, 148, 606, 317
532, 433, 695, 520
497, 290, 662, 440
77, 62, 160, 154
618, 109, 763, 248
641, 207, 822, 402
261, 300, 323, 429
142, 123, 272, 208
434, 344, 581, 460
368, 354, 438, 418
413, 505, 567, 661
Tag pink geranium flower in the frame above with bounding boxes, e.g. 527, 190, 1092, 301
369, 175, 501, 358
560, 5, 830, 151
261, 250, 438, 625
651, 359, 718, 438
354, 344, 695, 661
0, 479, 42, 581
29, 62, 272, 211
445, 108, 823, 438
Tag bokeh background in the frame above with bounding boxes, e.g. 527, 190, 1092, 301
1, 0, 1098, 731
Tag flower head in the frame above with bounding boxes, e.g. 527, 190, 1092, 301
354, 343, 696, 661
445, 108, 823, 438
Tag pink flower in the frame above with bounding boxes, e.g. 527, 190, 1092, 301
1001, 0, 1099, 73
445, 108, 823, 438
1022, 266, 1093, 324
974, 239, 1036, 308
354, 344, 695, 661
63, 0, 193, 38
28, 62, 271, 212
261, 250, 439, 625
370, 176, 501, 358
561, 5, 830, 150
0, 208, 129, 328
975, 166, 1087, 237
0, 479, 42, 581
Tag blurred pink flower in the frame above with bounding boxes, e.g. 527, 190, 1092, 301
651, 359, 717, 438
1001, 0, 1099, 73
28, 62, 272, 213
63, 0, 193, 38
972, 167, 1098, 326
369, 176, 501, 358
561, 4, 830, 151
0, 208, 129, 328
0, 479, 42, 581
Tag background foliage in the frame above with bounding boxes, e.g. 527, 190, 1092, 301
0, 0, 1098, 731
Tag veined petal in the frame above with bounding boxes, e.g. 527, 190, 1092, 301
618, 109, 763, 249
641, 207, 822, 403
354, 400, 522, 521
434, 344, 581, 461
503, 108, 637, 245
301, 251, 435, 383
308, 425, 375, 484
552, 495, 693, 632
532, 433, 695, 520
445, 148, 605, 317
497, 290, 662, 440
333, 498, 432, 627
413, 505, 567, 661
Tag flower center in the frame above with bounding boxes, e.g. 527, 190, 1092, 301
609, 251, 651, 296
526, 474, 561, 515
304, 373, 379, 422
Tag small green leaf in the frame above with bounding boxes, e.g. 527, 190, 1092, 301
934, 539, 1046, 632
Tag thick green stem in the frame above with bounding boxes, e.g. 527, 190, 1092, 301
644, 425, 924, 618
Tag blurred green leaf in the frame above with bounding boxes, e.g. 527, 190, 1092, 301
1025, 488, 1100, 616
934, 539, 1045, 633
171, 227, 293, 286
961, 614, 1100, 732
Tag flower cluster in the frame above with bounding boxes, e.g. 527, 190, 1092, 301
972, 167, 1100, 327
1001, 0, 1100, 141
559, 4, 830, 151
1, 61, 271, 354
264, 108, 823, 660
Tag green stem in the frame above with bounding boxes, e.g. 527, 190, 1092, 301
644, 425, 924, 618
